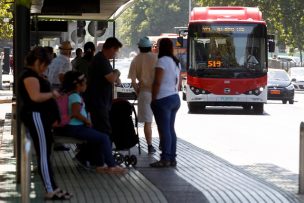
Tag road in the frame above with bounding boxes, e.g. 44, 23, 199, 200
115, 57, 304, 174
174, 92, 304, 174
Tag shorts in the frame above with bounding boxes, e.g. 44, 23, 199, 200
137, 91, 153, 123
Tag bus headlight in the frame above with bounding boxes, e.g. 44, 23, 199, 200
190, 86, 210, 95
245, 86, 264, 96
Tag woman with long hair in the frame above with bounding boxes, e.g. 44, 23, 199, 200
19, 47, 72, 200
150, 38, 181, 167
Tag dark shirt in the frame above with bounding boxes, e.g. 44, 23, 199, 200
85, 52, 113, 111
19, 67, 60, 123
74, 54, 94, 77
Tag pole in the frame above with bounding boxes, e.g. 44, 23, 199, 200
15, 0, 30, 183
189, 0, 191, 22
75, 21, 78, 49
21, 124, 31, 203
0, 53, 2, 90
94, 21, 98, 47
299, 122, 304, 194
112, 21, 115, 69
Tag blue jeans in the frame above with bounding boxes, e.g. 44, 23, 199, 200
151, 94, 180, 161
64, 125, 116, 167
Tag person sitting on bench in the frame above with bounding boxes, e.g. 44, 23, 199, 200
61, 70, 127, 174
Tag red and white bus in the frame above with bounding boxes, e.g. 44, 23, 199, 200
184, 7, 274, 114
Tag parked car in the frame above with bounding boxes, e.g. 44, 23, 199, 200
267, 69, 294, 104
288, 67, 304, 91
277, 56, 301, 65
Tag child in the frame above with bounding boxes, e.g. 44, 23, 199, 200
61, 71, 127, 174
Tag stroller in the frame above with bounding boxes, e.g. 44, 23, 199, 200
109, 99, 141, 166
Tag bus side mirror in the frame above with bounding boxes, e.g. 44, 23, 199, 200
268, 34, 275, 53
269, 41, 275, 52
176, 36, 184, 48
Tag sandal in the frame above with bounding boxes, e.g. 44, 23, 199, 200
45, 188, 73, 200
58, 190, 73, 198
150, 160, 171, 168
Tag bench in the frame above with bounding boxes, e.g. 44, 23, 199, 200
21, 125, 86, 202
52, 127, 86, 145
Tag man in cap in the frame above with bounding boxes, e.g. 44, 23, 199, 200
47, 41, 73, 89
128, 36, 157, 153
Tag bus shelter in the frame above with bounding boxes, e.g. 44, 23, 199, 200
13, 0, 134, 190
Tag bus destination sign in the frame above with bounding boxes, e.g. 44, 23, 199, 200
202, 26, 251, 33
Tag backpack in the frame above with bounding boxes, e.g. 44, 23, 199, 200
56, 94, 70, 127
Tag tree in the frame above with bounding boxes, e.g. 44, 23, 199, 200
0, 0, 13, 40
116, 0, 189, 50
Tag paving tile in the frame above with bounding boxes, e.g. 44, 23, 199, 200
0, 107, 303, 203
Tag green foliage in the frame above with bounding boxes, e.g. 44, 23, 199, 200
0, 0, 13, 40
116, 0, 189, 49
195, 0, 304, 53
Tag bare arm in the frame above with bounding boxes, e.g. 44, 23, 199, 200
128, 61, 139, 93
152, 67, 164, 101
23, 77, 59, 102
178, 72, 182, 91
105, 69, 120, 83
71, 102, 91, 127
131, 79, 139, 94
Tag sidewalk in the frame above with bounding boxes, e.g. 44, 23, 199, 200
0, 73, 13, 103
0, 74, 303, 202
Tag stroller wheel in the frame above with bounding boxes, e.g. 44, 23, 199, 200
124, 155, 131, 166
130, 155, 137, 166
114, 153, 124, 165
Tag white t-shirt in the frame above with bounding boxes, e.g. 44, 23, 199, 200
47, 54, 72, 85
155, 56, 181, 100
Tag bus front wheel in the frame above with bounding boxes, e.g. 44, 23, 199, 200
188, 102, 203, 113
242, 105, 251, 111
253, 103, 264, 114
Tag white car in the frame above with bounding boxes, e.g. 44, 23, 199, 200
288, 67, 304, 91
278, 56, 301, 66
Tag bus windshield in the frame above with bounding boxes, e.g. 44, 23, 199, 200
188, 23, 267, 78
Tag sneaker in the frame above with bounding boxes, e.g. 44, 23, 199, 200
150, 160, 171, 168
158, 144, 162, 151
170, 160, 177, 167
148, 145, 156, 154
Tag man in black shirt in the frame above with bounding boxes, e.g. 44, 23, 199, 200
85, 37, 122, 134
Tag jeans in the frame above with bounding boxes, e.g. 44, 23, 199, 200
64, 125, 116, 167
151, 94, 180, 161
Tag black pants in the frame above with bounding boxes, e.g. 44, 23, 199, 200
83, 107, 112, 166
23, 112, 57, 193
90, 107, 112, 135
